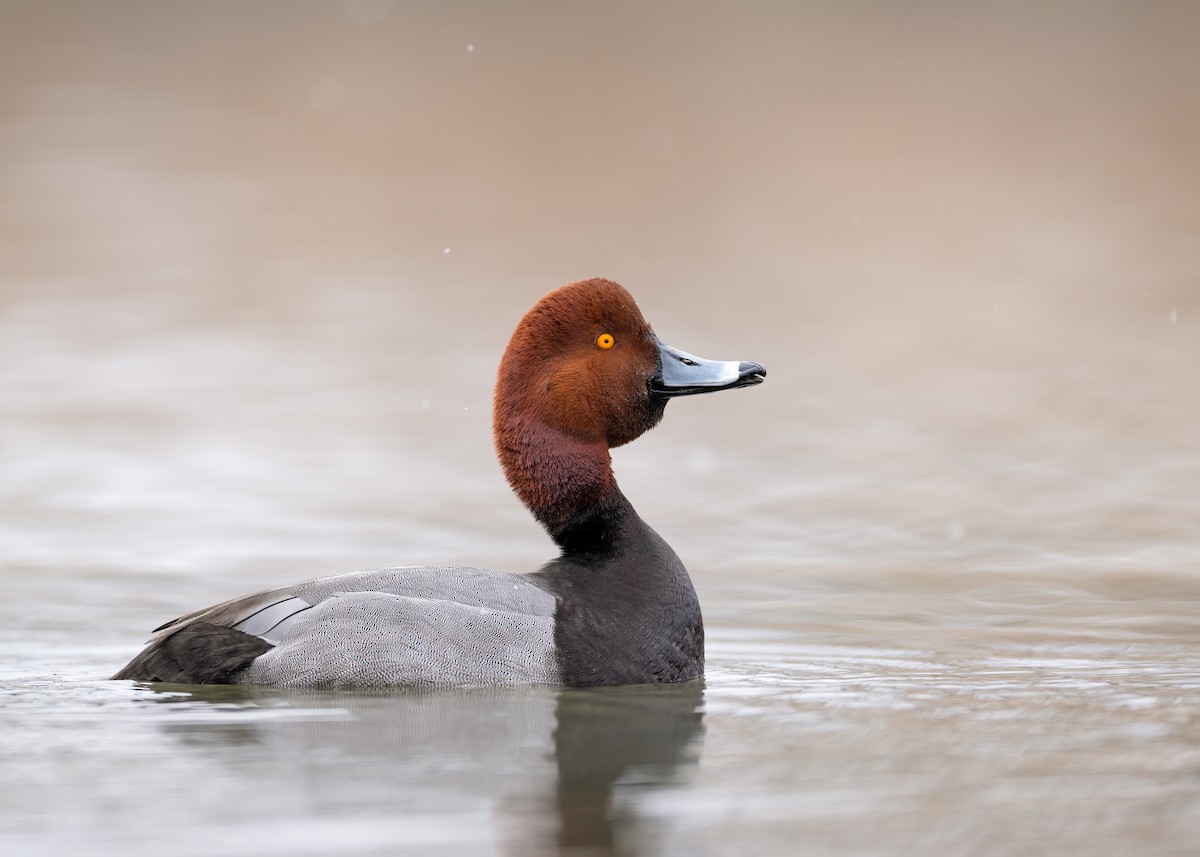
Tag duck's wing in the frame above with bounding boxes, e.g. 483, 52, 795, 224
111, 585, 296, 683
241, 589, 559, 688
112, 567, 560, 687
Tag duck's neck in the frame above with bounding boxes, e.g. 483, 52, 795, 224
495, 417, 624, 550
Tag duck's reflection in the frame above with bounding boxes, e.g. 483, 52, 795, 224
140, 680, 704, 855
549, 684, 704, 854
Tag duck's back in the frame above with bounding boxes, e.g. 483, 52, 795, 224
113, 567, 560, 688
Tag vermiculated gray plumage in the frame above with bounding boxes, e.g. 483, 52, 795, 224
114, 567, 559, 687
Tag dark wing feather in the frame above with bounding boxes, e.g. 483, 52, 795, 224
111, 621, 272, 683
113, 586, 295, 683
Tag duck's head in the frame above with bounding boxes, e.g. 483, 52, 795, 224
493, 278, 765, 531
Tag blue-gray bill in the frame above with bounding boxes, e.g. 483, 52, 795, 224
649, 338, 767, 398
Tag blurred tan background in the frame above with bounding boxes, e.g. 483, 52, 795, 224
1, 1, 1197, 602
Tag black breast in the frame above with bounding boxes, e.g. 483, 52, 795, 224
536, 494, 705, 687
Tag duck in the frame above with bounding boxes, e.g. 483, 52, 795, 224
113, 278, 766, 688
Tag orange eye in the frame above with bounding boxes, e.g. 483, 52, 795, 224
596, 333, 615, 350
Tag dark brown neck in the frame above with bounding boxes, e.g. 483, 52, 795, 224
495, 415, 617, 547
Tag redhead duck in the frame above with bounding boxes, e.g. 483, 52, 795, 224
113, 278, 765, 687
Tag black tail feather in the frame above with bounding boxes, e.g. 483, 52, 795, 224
112, 622, 273, 684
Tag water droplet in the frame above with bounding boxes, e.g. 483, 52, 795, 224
467, 44, 476, 53
1169, 308, 1178, 325
443, 247, 451, 255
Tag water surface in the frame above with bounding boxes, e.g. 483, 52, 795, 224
2, 2, 1199, 855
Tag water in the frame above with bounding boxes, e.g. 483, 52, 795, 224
2, 2, 1199, 855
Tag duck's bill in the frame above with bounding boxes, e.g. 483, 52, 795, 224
649, 338, 767, 398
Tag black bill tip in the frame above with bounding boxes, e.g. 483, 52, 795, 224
735, 361, 767, 388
